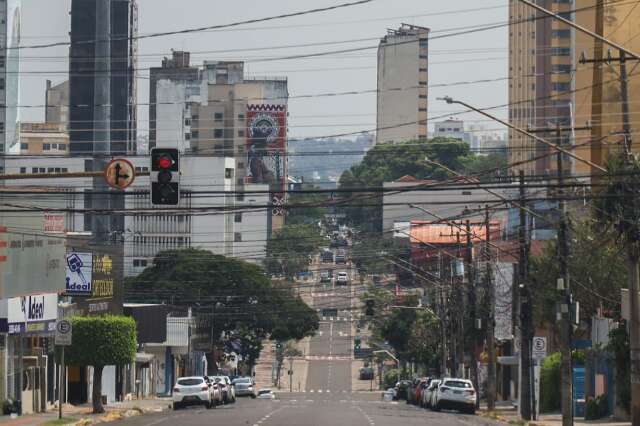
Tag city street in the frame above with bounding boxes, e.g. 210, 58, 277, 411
109, 392, 499, 426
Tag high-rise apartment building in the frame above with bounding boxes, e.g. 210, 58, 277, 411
508, 0, 574, 176
68, 0, 138, 156
148, 51, 200, 150
509, 1, 640, 178
0, 0, 21, 158
376, 24, 429, 145
45, 80, 69, 128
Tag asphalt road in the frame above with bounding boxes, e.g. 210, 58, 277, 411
111, 253, 499, 425
110, 395, 501, 426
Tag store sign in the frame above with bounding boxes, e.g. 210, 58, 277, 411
43, 214, 65, 233
7, 293, 58, 334
65, 252, 92, 295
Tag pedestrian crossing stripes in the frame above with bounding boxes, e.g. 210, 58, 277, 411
305, 355, 351, 361
320, 316, 350, 322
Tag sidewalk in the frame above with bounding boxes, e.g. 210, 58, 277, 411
481, 407, 631, 426
0, 397, 171, 426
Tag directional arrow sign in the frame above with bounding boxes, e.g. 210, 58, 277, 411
104, 159, 136, 190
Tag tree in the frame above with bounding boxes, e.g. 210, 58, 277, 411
460, 153, 508, 181
65, 316, 137, 414
126, 249, 319, 363
265, 224, 323, 279
286, 186, 327, 225
338, 137, 471, 232
595, 153, 640, 421
529, 219, 627, 324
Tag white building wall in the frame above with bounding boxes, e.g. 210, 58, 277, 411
3, 155, 270, 277
382, 181, 509, 232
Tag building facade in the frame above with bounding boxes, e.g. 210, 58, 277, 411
45, 80, 69, 128
68, 0, 138, 156
433, 119, 473, 146
19, 123, 69, 155
376, 24, 429, 145
0, 0, 21, 160
148, 51, 200, 150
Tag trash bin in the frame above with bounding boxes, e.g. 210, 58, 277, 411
575, 399, 585, 417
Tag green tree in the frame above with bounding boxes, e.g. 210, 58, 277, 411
338, 137, 471, 232
460, 153, 507, 181
529, 219, 627, 324
286, 186, 327, 225
126, 249, 319, 353
265, 224, 323, 279
65, 316, 137, 414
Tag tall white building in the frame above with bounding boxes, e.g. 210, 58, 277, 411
0, 0, 21, 159
376, 24, 429, 145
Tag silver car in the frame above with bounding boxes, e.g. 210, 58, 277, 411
232, 377, 256, 397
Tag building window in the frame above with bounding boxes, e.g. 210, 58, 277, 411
19, 167, 26, 174
234, 232, 242, 242
236, 193, 244, 202
32, 167, 39, 173
419, 68, 427, 72
234, 212, 242, 223
133, 259, 148, 268
225, 168, 233, 178
551, 47, 571, 56
419, 94, 427, 99
418, 81, 427, 86
191, 130, 199, 138
552, 29, 571, 38
238, 162, 244, 169
43, 143, 51, 151
184, 118, 191, 126
238, 129, 245, 137
214, 112, 224, 121
184, 132, 191, 140
238, 113, 245, 121
237, 178, 244, 186
20, 143, 28, 150
552, 82, 571, 92
0, 78, 4, 90
0, 122, 4, 131
192, 114, 199, 121
0, 57, 5, 68
214, 128, 224, 138
552, 64, 572, 74
418, 108, 427, 112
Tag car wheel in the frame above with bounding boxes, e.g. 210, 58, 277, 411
432, 401, 440, 412
465, 405, 476, 415
172, 402, 181, 410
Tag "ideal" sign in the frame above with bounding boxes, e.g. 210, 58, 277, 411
7, 293, 58, 334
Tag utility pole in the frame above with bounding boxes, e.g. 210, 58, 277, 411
518, 170, 533, 421
527, 123, 590, 426
466, 220, 479, 396
485, 206, 496, 411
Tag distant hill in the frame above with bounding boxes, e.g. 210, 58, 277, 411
288, 134, 374, 188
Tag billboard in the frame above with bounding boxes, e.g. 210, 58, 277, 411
7, 293, 58, 334
65, 252, 93, 295
246, 104, 287, 215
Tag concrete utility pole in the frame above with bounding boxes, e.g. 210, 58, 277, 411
528, 123, 589, 426
485, 206, 496, 411
465, 220, 479, 401
518, 170, 533, 421
93, 0, 112, 239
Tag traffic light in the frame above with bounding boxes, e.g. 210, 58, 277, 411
365, 299, 375, 316
151, 148, 180, 205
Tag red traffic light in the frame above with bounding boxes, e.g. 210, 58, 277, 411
158, 156, 172, 169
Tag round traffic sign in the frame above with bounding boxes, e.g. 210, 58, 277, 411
533, 337, 546, 352
104, 158, 136, 190
57, 320, 71, 334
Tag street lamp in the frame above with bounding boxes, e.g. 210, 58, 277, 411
437, 96, 606, 173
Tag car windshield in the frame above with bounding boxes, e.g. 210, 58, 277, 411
444, 380, 472, 388
177, 378, 203, 386
233, 378, 251, 384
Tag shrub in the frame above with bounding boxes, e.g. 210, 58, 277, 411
540, 352, 561, 412
585, 394, 609, 420
1, 399, 15, 415
384, 369, 399, 389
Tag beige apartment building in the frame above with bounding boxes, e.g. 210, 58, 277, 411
376, 24, 429, 145
19, 122, 69, 156
509, 1, 640, 178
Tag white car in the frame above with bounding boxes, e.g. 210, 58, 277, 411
204, 376, 222, 405
432, 378, 476, 414
172, 376, 213, 410
336, 271, 349, 285
211, 375, 236, 403
257, 388, 276, 399
423, 379, 440, 408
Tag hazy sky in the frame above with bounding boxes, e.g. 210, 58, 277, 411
19, 0, 508, 139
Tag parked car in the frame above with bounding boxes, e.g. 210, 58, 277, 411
394, 380, 412, 401
415, 378, 431, 407
432, 378, 476, 414
257, 388, 276, 399
406, 378, 425, 405
423, 379, 440, 408
321, 250, 334, 263
336, 271, 349, 285
359, 367, 374, 380
320, 270, 331, 283
232, 377, 256, 397
204, 376, 222, 406
211, 375, 236, 404
172, 376, 213, 410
